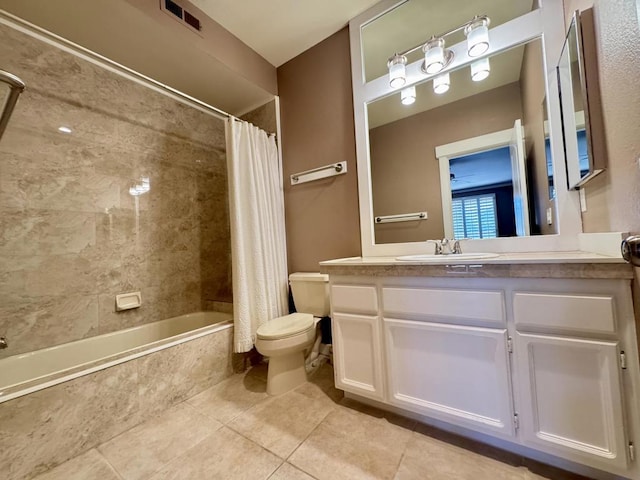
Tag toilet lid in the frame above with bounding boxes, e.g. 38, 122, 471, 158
256, 313, 314, 340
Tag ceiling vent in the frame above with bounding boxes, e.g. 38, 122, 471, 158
161, 0, 202, 34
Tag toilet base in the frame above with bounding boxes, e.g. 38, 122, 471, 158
266, 351, 307, 395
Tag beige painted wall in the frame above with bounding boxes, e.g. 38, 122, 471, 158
0, 0, 276, 114
277, 28, 361, 272
370, 82, 524, 244
563, 0, 640, 233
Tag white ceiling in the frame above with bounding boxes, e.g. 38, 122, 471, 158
190, 0, 381, 67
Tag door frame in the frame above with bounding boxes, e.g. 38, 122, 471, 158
435, 127, 516, 238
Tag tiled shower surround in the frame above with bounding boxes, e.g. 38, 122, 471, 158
0, 22, 232, 357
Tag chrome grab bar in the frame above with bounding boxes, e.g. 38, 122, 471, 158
0, 69, 26, 141
375, 211, 427, 224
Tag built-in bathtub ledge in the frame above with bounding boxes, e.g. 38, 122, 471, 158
0, 311, 233, 404
319, 251, 633, 279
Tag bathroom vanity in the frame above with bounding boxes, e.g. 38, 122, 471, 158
321, 253, 640, 480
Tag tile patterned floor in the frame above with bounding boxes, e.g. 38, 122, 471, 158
33, 363, 592, 480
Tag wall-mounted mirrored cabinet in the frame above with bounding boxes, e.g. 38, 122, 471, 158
558, 8, 606, 190
350, 0, 583, 255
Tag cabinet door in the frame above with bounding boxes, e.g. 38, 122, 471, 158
384, 318, 515, 438
332, 313, 384, 401
514, 333, 628, 471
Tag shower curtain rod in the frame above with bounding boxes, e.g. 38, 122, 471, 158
0, 10, 233, 121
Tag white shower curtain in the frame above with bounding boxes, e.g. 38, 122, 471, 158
226, 118, 289, 353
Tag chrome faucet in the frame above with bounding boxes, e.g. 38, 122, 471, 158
0, 337, 7, 349
452, 239, 463, 254
427, 239, 445, 255
428, 238, 464, 255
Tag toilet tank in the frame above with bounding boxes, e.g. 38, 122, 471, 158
289, 272, 330, 317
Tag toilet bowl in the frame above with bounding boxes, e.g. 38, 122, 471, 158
255, 313, 316, 395
255, 272, 329, 396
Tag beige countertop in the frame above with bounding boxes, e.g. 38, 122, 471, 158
319, 251, 633, 279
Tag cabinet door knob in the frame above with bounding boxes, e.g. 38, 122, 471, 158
621, 236, 640, 266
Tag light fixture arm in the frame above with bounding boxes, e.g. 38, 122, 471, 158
388, 15, 490, 61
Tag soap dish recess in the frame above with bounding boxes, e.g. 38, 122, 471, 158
116, 292, 142, 311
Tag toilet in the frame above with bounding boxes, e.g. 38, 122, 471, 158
255, 272, 330, 396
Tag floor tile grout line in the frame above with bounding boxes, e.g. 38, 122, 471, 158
284, 401, 336, 462
141, 429, 220, 480
224, 422, 289, 463
281, 401, 338, 480
180, 397, 232, 430
96, 400, 222, 480
93, 447, 128, 480
392, 451, 408, 480
264, 460, 286, 480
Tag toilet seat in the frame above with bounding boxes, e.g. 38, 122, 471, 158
256, 313, 314, 340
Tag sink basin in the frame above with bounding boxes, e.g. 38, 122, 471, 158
395, 253, 500, 262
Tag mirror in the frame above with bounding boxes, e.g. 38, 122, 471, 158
368, 38, 557, 244
542, 99, 554, 200
557, 9, 606, 189
349, 0, 583, 256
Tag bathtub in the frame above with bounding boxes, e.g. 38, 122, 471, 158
0, 310, 233, 404
0, 310, 234, 480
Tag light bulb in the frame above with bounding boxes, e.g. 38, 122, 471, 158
387, 54, 407, 89
423, 37, 445, 74
471, 57, 490, 82
401, 86, 416, 105
433, 73, 450, 94
465, 17, 490, 57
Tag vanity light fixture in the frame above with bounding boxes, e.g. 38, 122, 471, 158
387, 53, 408, 88
433, 73, 450, 94
422, 37, 446, 74
471, 57, 491, 82
464, 16, 491, 57
401, 85, 416, 105
387, 14, 491, 103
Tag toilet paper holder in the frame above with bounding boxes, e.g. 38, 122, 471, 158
621, 236, 640, 266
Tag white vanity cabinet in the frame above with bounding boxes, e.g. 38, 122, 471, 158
381, 284, 515, 439
326, 272, 640, 480
384, 318, 515, 439
514, 333, 627, 471
330, 283, 385, 401
512, 282, 634, 473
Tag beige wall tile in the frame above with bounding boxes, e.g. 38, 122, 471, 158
0, 361, 140, 480
0, 21, 232, 354
137, 328, 233, 416
0, 293, 99, 358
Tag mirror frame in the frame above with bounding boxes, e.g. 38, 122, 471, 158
349, 0, 583, 256
558, 9, 606, 190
